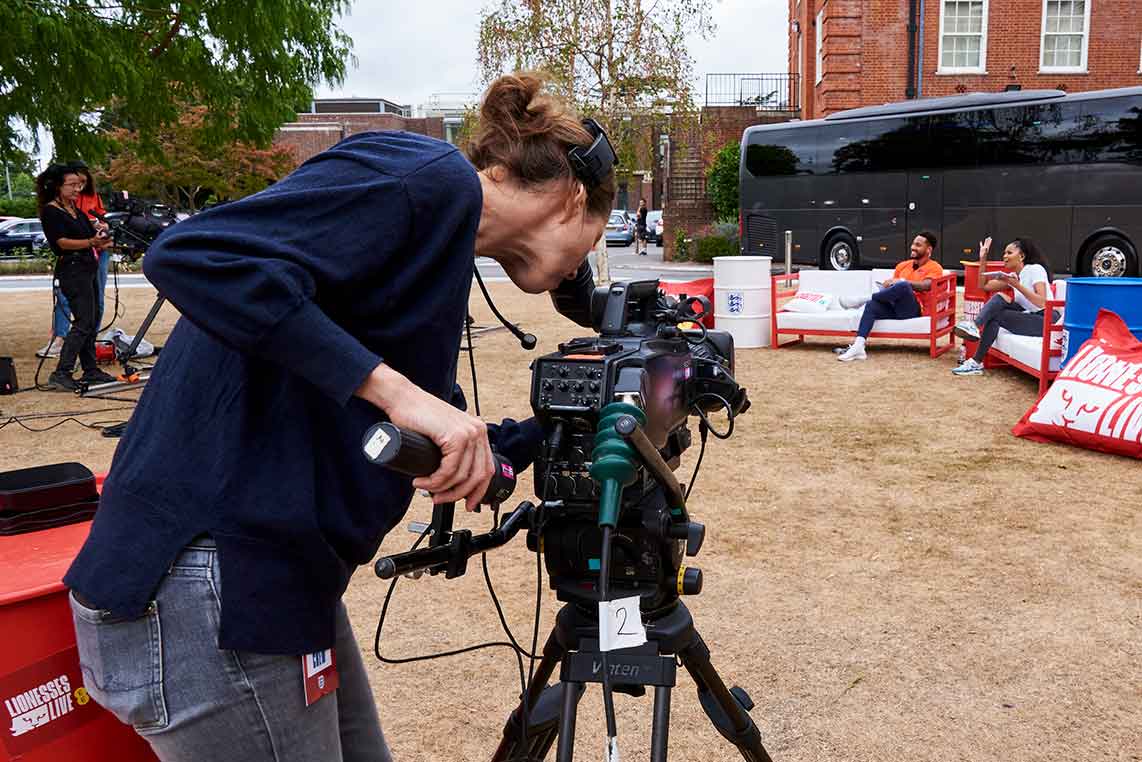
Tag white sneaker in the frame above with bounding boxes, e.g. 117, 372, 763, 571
954, 320, 981, 341
35, 337, 63, 358
839, 295, 870, 310
951, 358, 984, 376
833, 345, 850, 355
837, 344, 867, 362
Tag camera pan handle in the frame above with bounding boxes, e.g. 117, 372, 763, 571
361, 422, 441, 476
613, 414, 689, 519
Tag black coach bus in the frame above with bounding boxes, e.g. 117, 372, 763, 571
739, 86, 1142, 277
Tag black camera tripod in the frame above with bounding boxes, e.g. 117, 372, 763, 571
366, 419, 774, 762
490, 598, 771, 762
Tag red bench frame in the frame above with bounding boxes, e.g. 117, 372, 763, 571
770, 273, 958, 358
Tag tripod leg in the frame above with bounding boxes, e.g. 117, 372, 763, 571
120, 294, 165, 366
650, 685, 672, 762
679, 630, 773, 762
554, 679, 583, 762
491, 627, 567, 762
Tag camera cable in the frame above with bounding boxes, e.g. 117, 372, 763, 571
0, 406, 136, 433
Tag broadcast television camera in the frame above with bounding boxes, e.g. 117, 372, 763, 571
103, 195, 182, 261
528, 279, 749, 613
366, 279, 771, 761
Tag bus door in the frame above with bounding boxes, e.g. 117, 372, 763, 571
907, 172, 943, 255
858, 173, 908, 267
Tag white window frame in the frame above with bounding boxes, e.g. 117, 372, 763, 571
1039, 0, 1092, 74
814, 10, 823, 85
937, 0, 990, 75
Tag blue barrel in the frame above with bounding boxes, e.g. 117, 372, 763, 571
1062, 277, 1142, 365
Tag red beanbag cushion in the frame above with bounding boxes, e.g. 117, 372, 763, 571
1013, 309, 1142, 459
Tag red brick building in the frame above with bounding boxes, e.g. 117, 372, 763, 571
275, 99, 445, 166
791, 0, 1142, 119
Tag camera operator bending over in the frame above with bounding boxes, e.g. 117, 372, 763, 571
836, 232, 943, 362
35, 164, 117, 391
63, 73, 614, 762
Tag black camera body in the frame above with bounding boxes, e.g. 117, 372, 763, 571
103, 199, 181, 261
527, 280, 748, 613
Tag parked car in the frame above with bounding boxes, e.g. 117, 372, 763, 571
605, 211, 635, 246
645, 210, 663, 245
0, 218, 46, 257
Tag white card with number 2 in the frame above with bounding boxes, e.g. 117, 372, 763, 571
598, 595, 647, 652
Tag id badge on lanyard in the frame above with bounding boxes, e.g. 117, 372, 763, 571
301, 649, 339, 707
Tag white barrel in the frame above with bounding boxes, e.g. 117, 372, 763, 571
713, 256, 772, 348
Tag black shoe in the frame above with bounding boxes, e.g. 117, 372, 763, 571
81, 369, 118, 385
45, 372, 81, 392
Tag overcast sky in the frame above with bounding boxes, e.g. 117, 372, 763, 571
316, 0, 789, 107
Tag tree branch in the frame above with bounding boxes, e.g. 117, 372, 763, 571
149, 11, 183, 59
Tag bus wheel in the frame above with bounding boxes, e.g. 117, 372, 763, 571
1083, 234, 1137, 278
824, 234, 858, 271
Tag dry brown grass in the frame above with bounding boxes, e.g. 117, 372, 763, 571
1, 285, 1139, 761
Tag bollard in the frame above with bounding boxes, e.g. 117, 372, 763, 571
784, 230, 793, 287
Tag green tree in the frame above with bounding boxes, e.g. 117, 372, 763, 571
706, 142, 739, 222
477, 0, 714, 175
0, 0, 353, 159
102, 106, 295, 210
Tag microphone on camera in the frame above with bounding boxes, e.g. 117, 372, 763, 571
473, 263, 537, 350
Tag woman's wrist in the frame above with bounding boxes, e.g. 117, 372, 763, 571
356, 362, 414, 413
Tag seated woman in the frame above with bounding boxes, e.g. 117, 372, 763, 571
951, 236, 1059, 376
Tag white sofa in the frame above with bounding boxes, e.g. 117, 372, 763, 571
771, 269, 958, 358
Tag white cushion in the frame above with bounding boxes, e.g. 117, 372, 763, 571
1052, 279, 1067, 301
777, 310, 861, 332
995, 331, 1063, 372
783, 291, 836, 313
869, 317, 935, 335
870, 268, 895, 286
795, 271, 873, 301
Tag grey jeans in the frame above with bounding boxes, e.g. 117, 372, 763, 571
69, 539, 393, 762
972, 293, 1061, 362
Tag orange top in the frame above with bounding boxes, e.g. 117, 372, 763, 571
892, 258, 944, 315
76, 192, 106, 220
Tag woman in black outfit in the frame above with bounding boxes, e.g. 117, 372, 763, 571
36, 163, 117, 391
635, 197, 648, 255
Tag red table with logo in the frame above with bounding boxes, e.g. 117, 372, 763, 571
0, 520, 157, 761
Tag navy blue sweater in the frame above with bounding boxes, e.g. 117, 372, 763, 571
65, 132, 541, 654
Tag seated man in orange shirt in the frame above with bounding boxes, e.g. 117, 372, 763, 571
837, 231, 943, 362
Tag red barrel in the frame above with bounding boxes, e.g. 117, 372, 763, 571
0, 521, 157, 761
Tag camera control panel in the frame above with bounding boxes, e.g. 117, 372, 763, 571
534, 360, 605, 411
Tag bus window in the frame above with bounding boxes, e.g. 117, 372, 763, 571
861, 118, 928, 172
976, 106, 1041, 166
1080, 97, 1142, 164
745, 138, 799, 177
819, 124, 865, 174
928, 112, 979, 168
1024, 102, 1084, 164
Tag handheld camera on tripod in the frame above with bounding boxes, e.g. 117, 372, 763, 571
364, 280, 772, 762
102, 199, 180, 262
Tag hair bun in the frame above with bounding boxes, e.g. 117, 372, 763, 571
468, 72, 614, 220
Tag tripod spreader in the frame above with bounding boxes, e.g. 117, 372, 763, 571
374, 501, 536, 580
